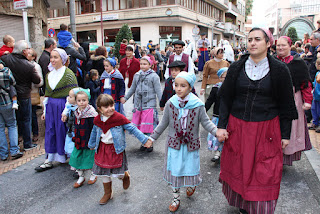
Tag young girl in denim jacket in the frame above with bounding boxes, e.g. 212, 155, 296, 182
88, 94, 150, 205
124, 56, 162, 152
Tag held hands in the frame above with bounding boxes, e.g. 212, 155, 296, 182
281, 139, 290, 149
302, 103, 311, 110
120, 97, 126, 104
200, 89, 205, 95
61, 114, 67, 122
144, 139, 153, 148
41, 113, 45, 121
216, 128, 229, 142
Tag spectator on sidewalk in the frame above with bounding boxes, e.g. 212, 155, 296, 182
307, 32, 320, 80
27, 48, 44, 143
129, 39, 141, 59
119, 39, 128, 61
38, 38, 57, 94
0, 60, 23, 161
309, 58, 320, 132
90, 46, 107, 76
0, 35, 15, 57
1, 40, 41, 150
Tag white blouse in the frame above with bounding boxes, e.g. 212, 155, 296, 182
245, 57, 269, 81
100, 115, 114, 144
48, 66, 66, 90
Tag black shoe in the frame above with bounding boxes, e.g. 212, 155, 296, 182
197, 80, 202, 82
239, 209, 248, 214
35, 162, 53, 172
308, 124, 318, 130
11, 152, 23, 160
1, 157, 8, 161
140, 145, 147, 151
146, 146, 153, 152
24, 144, 38, 151
73, 171, 79, 179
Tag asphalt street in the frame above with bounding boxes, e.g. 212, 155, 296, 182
1, 80, 320, 214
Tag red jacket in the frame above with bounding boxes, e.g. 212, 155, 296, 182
119, 44, 127, 56
118, 57, 140, 88
0, 45, 13, 57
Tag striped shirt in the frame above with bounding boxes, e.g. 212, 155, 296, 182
0, 66, 15, 106
245, 56, 269, 80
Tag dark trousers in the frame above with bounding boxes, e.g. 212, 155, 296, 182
32, 105, 39, 136
17, 98, 32, 147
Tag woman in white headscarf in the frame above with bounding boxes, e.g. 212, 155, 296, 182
35, 48, 78, 172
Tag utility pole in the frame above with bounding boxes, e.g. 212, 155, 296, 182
100, 0, 104, 46
70, 0, 77, 41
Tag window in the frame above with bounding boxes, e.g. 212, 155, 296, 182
77, 30, 97, 43
104, 27, 140, 45
159, 26, 182, 40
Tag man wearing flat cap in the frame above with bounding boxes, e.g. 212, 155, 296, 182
197, 33, 210, 82
164, 40, 194, 79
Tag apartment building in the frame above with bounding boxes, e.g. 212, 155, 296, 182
48, 0, 246, 48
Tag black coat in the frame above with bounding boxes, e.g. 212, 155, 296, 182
60, 46, 86, 74
1, 53, 40, 99
38, 50, 50, 92
90, 55, 106, 76
218, 53, 298, 139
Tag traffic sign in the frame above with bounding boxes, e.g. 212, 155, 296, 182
13, 0, 33, 10
48, 28, 56, 38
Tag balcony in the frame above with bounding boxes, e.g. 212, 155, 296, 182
46, 0, 66, 9
224, 22, 238, 35
226, 2, 239, 16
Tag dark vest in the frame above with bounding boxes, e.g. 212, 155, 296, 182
168, 53, 189, 75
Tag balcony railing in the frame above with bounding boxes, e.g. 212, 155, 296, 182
224, 22, 238, 34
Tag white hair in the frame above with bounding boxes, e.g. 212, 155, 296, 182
12, 40, 28, 54
312, 32, 320, 40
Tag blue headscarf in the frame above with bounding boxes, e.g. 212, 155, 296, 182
217, 67, 228, 78
106, 57, 117, 67
175, 71, 196, 88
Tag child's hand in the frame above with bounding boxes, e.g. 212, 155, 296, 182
61, 114, 67, 122
160, 107, 164, 111
41, 113, 45, 121
90, 148, 95, 150
302, 103, 311, 110
0, 64, 3, 69
120, 97, 126, 104
3, 51, 10, 55
200, 89, 205, 95
144, 139, 153, 148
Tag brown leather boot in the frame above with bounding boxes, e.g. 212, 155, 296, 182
122, 171, 130, 190
99, 182, 113, 205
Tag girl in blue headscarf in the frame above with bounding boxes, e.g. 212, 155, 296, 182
100, 58, 126, 115
205, 67, 228, 162
145, 72, 221, 212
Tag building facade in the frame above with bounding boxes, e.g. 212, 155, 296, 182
0, 0, 65, 55
48, 0, 246, 49
265, 0, 320, 39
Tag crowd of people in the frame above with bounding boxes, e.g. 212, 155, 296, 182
1, 21, 320, 214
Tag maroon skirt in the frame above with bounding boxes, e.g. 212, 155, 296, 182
220, 115, 283, 202
94, 142, 123, 169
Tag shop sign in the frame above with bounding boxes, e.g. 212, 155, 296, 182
13, 0, 33, 10
93, 14, 119, 22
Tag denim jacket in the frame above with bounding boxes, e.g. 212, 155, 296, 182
88, 123, 148, 154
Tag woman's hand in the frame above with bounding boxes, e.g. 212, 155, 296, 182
281, 139, 290, 149
120, 97, 126, 104
216, 128, 229, 142
200, 89, 205, 95
302, 103, 311, 110
41, 113, 45, 121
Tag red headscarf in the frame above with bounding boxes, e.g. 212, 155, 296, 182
279, 36, 293, 46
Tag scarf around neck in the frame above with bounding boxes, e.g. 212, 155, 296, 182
277, 55, 293, 64
100, 69, 124, 80
93, 111, 130, 134
170, 93, 204, 119
74, 105, 98, 122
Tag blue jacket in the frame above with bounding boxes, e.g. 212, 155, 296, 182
88, 122, 148, 154
313, 71, 320, 101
